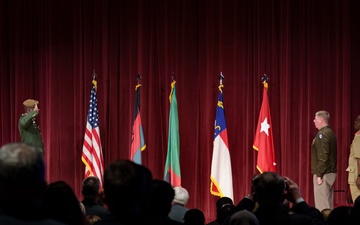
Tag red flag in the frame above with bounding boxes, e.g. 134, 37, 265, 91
81, 79, 104, 187
253, 81, 276, 173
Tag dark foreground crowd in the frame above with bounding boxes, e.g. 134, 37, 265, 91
0, 142, 359, 225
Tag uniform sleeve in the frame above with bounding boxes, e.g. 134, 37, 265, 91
315, 132, 330, 177
353, 135, 360, 159
19, 111, 38, 130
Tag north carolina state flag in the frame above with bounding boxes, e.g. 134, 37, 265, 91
210, 84, 233, 200
253, 81, 276, 173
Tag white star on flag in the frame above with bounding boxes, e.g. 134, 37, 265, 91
253, 81, 276, 173
260, 117, 270, 136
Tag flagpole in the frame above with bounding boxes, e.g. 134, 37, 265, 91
219, 72, 224, 84
170, 73, 176, 103
219, 72, 224, 91
93, 69, 97, 80
137, 73, 142, 85
261, 74, 269, 89
135, 73, 142, 90
92, 70, 98, 91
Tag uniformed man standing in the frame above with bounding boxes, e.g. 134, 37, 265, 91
347, 115, 360, 202
18, 99, 44, 155
311, 110, 337, 211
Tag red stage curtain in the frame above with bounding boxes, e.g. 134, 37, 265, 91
1, 0, 360, 221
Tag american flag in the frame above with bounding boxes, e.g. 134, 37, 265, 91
81, 79, 104, 187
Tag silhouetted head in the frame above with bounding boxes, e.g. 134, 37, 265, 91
43, 180, 85, 225
149, 179, 175, 216
184, 208, 205, 225
82, 176, 100, 198
228, 210, 259, 225
216, 197, 235, 222
103, 160, 153, 222
0, 142, 46, 220
252, 172, 286, 207
327, 206, 351, 225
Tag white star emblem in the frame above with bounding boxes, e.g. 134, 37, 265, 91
260, 117, 270, 136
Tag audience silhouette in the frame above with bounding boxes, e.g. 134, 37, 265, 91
145, 179, 183, 225
2, 142, 360, 225
95, 159, 153, 225
184, 209, 205, 225
207, 197, 236, 225
81, 176, 108, 219
235, 172, 326, 225
0, 142, 65, 224
227, 210, 259, 225
169, 186, 190, 223
43, 180, 89, 225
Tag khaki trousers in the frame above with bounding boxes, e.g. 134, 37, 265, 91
313, 173, 336, 211
349, 183, 360, 203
